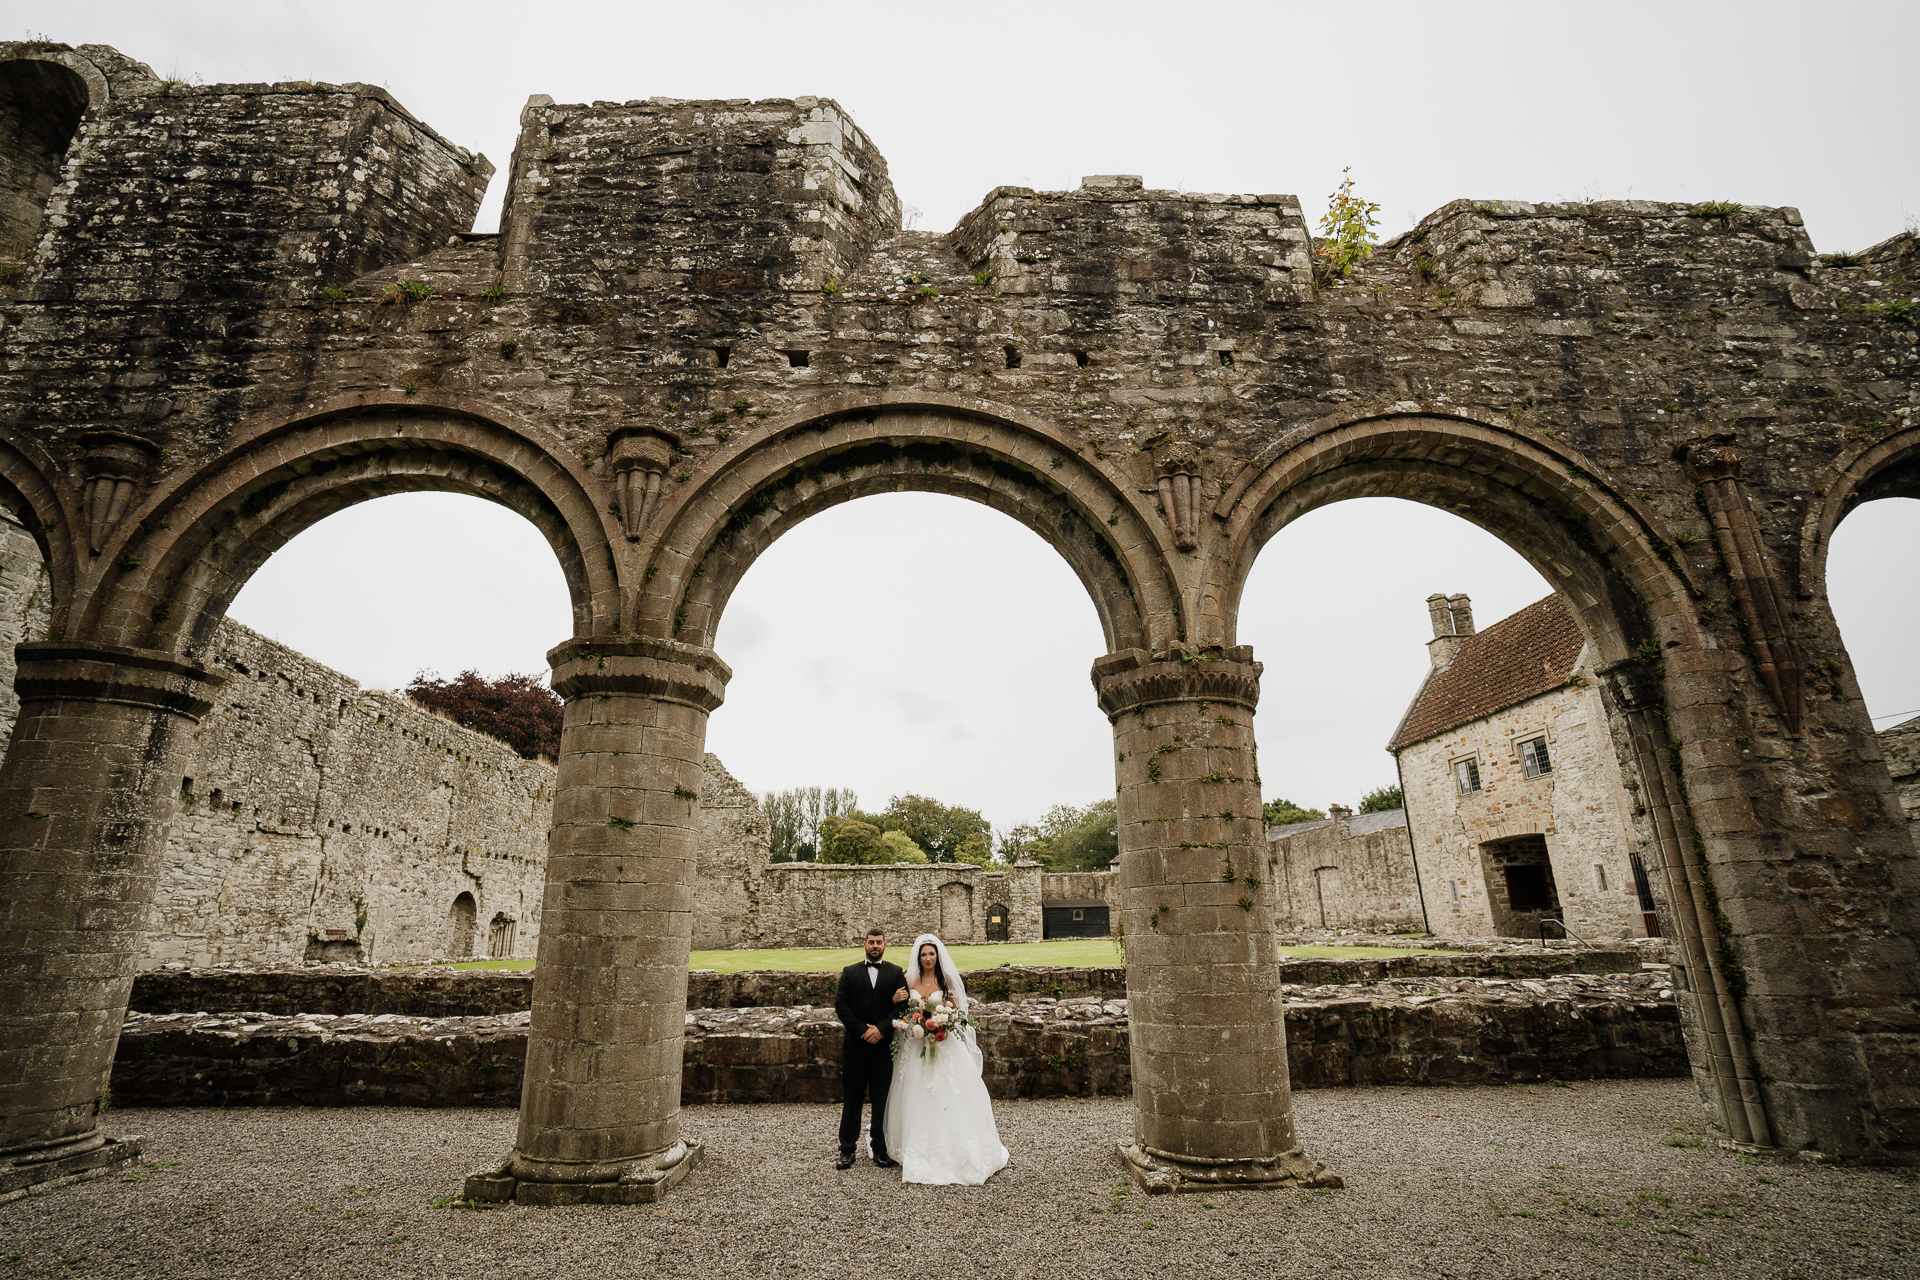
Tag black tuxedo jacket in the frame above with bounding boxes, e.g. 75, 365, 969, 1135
835, 959, 907, 1047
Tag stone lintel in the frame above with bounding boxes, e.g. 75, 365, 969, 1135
1115, 1140, 1341, 1195
0, 1134, 143, 1205
13, 641, 224, 721
547, 636, 730, 710
1093, 649, 1261, 719
464, 1139, 703, 1206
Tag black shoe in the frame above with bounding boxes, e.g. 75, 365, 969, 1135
872, 1155, 899, 1169
835, 1151, 856, 1170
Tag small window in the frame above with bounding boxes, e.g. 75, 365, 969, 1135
712, 346, 731, 367
1218, 350, 1235, 367
1071, 908, 1085, 921
1447, 878, 1461, 904
1594, 863, 1609, 892
1073, 351, 1090, 367
1004, 345, 1021, 368
783, 349, 810, 368
1453, 757, 1481, 794
1520, 736, 1553, 778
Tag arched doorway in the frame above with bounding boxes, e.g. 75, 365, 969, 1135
0, 57, 91, 259
448, 892, 478, 958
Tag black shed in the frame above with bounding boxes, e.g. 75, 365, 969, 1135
1042, 897, 1110, 939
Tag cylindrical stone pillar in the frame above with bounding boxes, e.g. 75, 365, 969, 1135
0, 642, 223, 1199
1094, 646, 1339, 1194
466, 636, 728, 1206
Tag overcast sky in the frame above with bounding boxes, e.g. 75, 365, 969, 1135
24, 1, 1919, 837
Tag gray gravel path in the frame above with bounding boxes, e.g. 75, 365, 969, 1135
2, 1080, 1912, 1279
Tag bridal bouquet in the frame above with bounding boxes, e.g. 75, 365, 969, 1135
890, 991, 975, 1061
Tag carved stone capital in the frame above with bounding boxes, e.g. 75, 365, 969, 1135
1092, 647, 1261, 717
78, 431, 159, 554
1149, 441, 1206, 551
1674, 436, 1742, 484
606, 426, 681, 539
547, 636, 730, 711
13, 642, 225, 721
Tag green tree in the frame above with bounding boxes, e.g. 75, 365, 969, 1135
951, 831, 992, 866
1005, 800, 1118, 871
1357, 784, 1403, 814
879, 829, 929, 863
879, 793, 992, 863
817, 815, 888, 865
1263, 797, 1326, 827
760, 785, 860, 861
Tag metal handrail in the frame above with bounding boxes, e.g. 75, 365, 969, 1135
1538, 918, 1596, 949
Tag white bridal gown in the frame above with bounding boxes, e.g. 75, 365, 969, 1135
883, 990, 1010, 1185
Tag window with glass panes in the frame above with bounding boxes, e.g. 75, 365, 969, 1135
1453, 757, 1481, 794
1519, 736, 1552, 778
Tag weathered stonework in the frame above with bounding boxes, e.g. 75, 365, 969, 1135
1268, 808, 1425, 933
3, 37, 1917, 1197
108, 972, 1686, 1114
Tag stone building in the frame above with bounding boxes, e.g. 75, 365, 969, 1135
1391, 593, 1656, 941
1267, 806, 1424, 933
3, 37, 1915, 1201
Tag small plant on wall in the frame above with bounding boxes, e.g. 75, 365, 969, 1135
1314, 167, 1381, 286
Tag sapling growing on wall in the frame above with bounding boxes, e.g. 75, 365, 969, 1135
1315, 167, 1381, 286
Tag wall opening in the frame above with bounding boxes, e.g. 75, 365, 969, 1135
1479, 834, 1560, 937
449, 892, 478, 958
0, 59, 90, 264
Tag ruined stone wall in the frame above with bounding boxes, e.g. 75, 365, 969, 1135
0, 511, 51, 745
1399, 676, 1650, 941
1884, 714, 1920, 847
749, 860, 1043, 949
690, 754, 770, 948
1268, 809, 1425, 934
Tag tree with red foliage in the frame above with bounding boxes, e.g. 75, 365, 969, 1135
404, 670, 562, 761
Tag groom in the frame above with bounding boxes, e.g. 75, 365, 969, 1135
834, 926, 907, 1169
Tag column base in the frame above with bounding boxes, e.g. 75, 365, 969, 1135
1116, 1140, 1342, 1195
0, 1134, 145, 1205
464, 1139, 704, 1206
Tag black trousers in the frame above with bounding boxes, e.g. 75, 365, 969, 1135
840, 1038, 893, 1156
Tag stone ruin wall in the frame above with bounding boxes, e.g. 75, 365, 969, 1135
1885, 715, 1920, 842
0, 508, 1043, 961
747, 860, 1045, 950
1268, 810, 1426, 934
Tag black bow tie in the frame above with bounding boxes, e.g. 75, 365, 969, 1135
865, 963, 878, 969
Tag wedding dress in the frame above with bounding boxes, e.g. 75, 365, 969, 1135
882, 934, 1010, 1185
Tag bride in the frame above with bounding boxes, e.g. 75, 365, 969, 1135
883, 933, 1010, 1185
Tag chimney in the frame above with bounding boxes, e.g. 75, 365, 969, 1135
1328, 803, 1353, 823
1426, 591, 1474, 669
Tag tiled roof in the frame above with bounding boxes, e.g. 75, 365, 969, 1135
1390, 594, 1585, 751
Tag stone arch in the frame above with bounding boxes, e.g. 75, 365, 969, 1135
1795, 422, 1920, 599
76, 395, 618, 654
1215, 408, 1701, 665
448, 891, 477, 958
639, 394, 1172, 653
0, 428, 79, 633
0, 51, 104, 257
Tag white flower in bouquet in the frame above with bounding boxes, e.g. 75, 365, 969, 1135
911, 1024, 926, 1038
892, 1018, 907, 1031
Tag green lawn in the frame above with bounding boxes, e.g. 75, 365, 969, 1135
434, 938, 1444, 973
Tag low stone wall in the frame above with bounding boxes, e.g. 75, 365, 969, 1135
110, 973, 1684, 1107
128, 950, 1654, 1017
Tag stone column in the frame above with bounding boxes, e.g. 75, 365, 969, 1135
1094, 646, 1339, 1194
0, 642, 223, 1200
466, 636, 728, 1206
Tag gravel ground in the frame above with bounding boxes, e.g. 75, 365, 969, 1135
2, 1080, 1912, 1279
